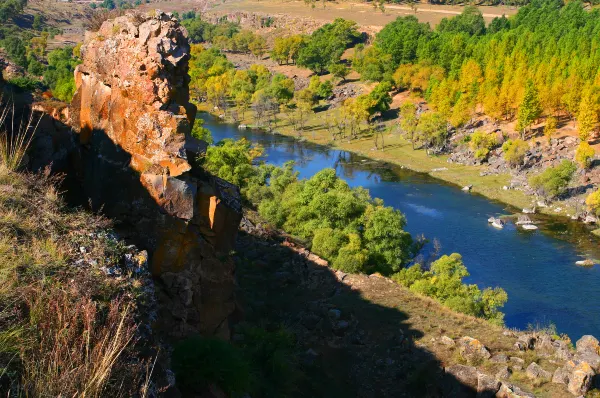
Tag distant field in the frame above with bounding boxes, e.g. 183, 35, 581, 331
206, 0, 518, 30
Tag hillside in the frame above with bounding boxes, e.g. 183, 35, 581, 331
2, 4, 600, 397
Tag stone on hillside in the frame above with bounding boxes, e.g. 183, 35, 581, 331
440, 335, 455, 346
495, 366, 511, 380
574, 351, 600, 372
477, 373, 500, 397
496, 383, 535, 398
515, 334, 536, 351
445, 364, 478, 390
328, 309, 341, 320
490, 353, 509, 363
576, 335, 600, 355
567, 362, 595, 396
552, 366, 571, 385
525, 362, 552, 381
458, 336, 491, 363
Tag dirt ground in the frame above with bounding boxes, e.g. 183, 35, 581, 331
207, 0, 518, 31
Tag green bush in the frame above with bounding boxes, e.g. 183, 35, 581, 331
502, 139, 529, 168
311, 228, 348, 260
469, 130, 498, 161
237, 326, 298, 396
191, 118, 213, 144
8, 76, 41, 91
392, 254, 507, 324
528, 160, 576, 199
172, 336, 251, 395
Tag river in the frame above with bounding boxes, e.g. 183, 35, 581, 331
203, 114, 600, 340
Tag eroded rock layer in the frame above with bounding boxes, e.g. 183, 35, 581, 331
66, 11, 242, 338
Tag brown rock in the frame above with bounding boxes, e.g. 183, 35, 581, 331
445, 364, 478, 392
495, 366, 511, 380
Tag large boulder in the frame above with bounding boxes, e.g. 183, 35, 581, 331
576, 335, 600, 355
66, 11, 243, 338
567, 362, 595, 396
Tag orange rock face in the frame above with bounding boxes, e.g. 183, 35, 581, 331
67, 12, 242, 339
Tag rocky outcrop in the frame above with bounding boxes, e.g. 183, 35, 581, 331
59, 11, 243, 339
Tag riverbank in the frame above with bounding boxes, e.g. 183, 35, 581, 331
197, 104, 595, 225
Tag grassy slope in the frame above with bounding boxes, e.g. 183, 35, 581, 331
0, 165, 153, 396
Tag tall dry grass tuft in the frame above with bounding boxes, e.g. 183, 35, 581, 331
0, 100, 40, 171
21, 289, 138, 397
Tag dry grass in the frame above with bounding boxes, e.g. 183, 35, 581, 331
0, 101, 40, 172
0, 165, 150, 396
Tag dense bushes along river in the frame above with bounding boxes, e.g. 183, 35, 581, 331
201, 135, 509, 324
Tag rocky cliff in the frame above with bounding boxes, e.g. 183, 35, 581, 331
36, 11, 242, 339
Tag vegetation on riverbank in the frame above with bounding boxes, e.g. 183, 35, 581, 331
200, 133, 509, 324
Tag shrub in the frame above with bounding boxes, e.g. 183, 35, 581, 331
575, 141, 595, 169
469, 130, 498, 161
172, 336, 251, 395
311, 228, 347, 260
191, 118, 213, 144
200, 138, 263, 188
502, 139, 529, 168
528, 160, 576, 199
392, 254, 507, 324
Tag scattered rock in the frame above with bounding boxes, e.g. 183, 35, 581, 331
445, 364, 478, 390
490, 353, 509, 363
525, 362, 552, 381
440, 335, 455, 346
328, 309, 341, 320
458, 336, 491, 363
496, 383, 535, 398
496, 366, 511, 380
477, 372, 501, 397
462, 185, 473, 191
552, 366, 571, 385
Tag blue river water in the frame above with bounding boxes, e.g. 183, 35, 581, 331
203, 114, 600, 340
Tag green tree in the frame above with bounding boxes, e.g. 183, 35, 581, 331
516, 80, 542, 139
329, 62, 350, 83
191, 119, 213, 144
297, 18, 361, 74
32, 14, 44, 30
415, 112, 448, 154
544, 116, 557, 144
400, 101, 418, 148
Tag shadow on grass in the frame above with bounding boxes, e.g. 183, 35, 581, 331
234, 225, 483, 398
